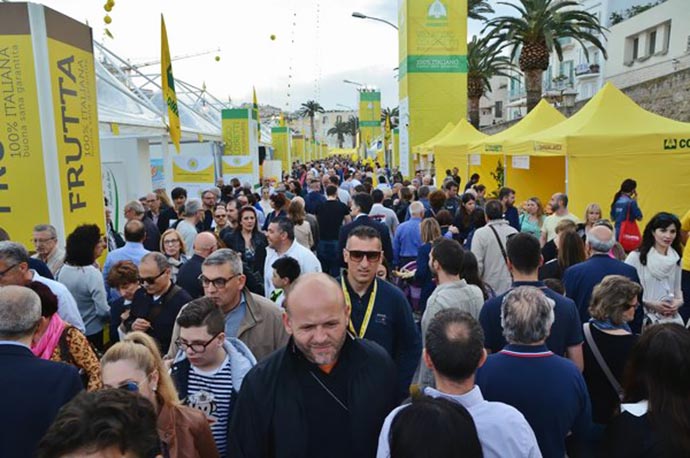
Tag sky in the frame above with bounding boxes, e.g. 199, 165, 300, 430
34, 0, 510, 112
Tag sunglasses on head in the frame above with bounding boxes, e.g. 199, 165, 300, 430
347, 250, 382, 262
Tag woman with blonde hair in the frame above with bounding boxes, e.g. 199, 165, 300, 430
160, 229, 188, 282
287, 198, 314, 250
101, 332, 219, 458
579, 203, 603, 240
415, 218, 443, 312
519, 197, 545, 239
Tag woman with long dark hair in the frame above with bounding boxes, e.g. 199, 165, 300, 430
261, 193, 289, 231
610, 179, 643, 237
602, 323, 690, 457
450, 193, 477, 245
57, 224, 109, 350
461, 250, 493, 300
625, 212, 684, 325
223, 206, 268, 281
539, 230, 586, 281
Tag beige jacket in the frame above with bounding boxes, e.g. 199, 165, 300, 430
471, 219, 518, 296
167, 288, 289, 361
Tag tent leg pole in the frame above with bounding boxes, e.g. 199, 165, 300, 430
565, 156, 569, 195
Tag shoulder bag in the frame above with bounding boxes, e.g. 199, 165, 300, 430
618, 202, 642, 252
583, 323, 623, 400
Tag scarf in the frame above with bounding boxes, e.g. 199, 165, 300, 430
32, 314, 65, 360
646, 246, 680, 281
590, 318, 631, 333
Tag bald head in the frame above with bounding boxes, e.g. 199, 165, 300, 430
587, 225, 615, 253
124, 219, 146, 243
194, 232, 219, 258
285, 273, 345, 314
0, 286, 41, 340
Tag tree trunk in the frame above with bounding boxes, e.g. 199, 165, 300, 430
468, 96, 481, 128
310, 115, 316, 142
524, 68, 544, 114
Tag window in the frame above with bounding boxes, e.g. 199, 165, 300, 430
632, 37, 639, 60
336, 115, 342, 123
649, 31, 657, 55
495, 101, 503, 118
322, 116, 328, 124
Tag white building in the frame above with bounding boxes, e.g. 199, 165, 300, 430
605, 0, 690, 88
479, 75, 509, 127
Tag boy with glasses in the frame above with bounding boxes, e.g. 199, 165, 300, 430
170, 298, 256, 458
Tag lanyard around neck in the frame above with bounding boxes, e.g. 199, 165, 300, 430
341, 276, 377, 338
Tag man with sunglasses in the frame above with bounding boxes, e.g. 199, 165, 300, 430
123, 252, 192, 354
342, 225, 421, 400
170, 298, 256, 458
168, 249, 288, 361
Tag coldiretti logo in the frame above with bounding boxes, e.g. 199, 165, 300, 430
664, 138, 690, 150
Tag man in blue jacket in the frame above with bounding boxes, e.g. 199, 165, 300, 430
338, 193, 394, 267
0, 286, 83, 458
341, 225, 421, 399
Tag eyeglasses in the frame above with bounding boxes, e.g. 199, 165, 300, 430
346, 250, 382, 263
163, 239, 180, 245
138, 269, 168, 285
175, 332, 222, 354
198, 273, 241, 289
0, 263, 19, 278
32, 237, 55, 245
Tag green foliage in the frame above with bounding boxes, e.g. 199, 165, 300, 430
489, 159, 505, 197
609, 1, 666, 26
468, 0, 494, 21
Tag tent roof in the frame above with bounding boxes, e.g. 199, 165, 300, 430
433, 119, 487, 149
504, 83, 690, 156
470, 100, 565, 155
415, 122, 455, 154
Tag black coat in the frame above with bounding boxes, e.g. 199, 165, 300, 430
176, 254, 205, 299
142, 216, 161, 252
0, 345, 82, 458
228, 336, 397, 458
158, 207, 178, 234
222, 230, 268, 280
338, 215, 394, 266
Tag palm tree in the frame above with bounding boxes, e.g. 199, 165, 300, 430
345, 116, 359, 148
483, 0, 607, 113
297, 100, 325, 142
380, 107, 399, 128
327, 121, 349, 148
467, 35, 516, 128
468, 0, 494, 21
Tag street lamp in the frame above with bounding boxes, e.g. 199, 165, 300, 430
343, 79, 365, 88
561, 88, 578, 116
351, 12, 398, 30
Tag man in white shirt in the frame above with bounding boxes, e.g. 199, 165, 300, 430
370, 189, 399, 237
541, 193, 579, 245
263, 217, 321, 298
377, 309, 541, 458
0, 241, 85, 332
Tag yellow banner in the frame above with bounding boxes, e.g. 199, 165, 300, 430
359, 90, 381, 153
172, 156, 215, 183
222, 109, 250, 156
221, 155, 254, 176
0, 31, 49, 247
161, 15, 181, 152
393, 128, 400, 168
272, 126, 291, 172
47, 36, 105, 238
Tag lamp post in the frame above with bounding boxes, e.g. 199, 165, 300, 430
561, 88, 578, 117
351, 12, 398, 30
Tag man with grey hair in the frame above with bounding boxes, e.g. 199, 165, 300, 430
564, 223, 642, 325
31, 224, 65, 276
122, 252, 192, 353
168, 248, 288, 360
124, 199, 160, 252
393, 200, 424, 268
477, 286, 591, 458
0, 286, 83, 458
176, 198, 203, 253
0, 241, 85, 332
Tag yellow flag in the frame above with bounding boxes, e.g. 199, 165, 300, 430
161, 15, 181, 152
252, 86, 260, 135
279, 112, 286, 127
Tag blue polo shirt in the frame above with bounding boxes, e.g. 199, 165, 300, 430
476, 344, 591, 458
479, 281, 583, 356
342, 276, 421, 400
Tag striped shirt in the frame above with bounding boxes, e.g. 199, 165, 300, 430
185, 356, 234, 457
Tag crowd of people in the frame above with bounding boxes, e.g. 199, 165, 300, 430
1, 158, 690, 458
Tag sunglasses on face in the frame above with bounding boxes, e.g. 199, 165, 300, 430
138, 269, 168, 285
346, 250, 382, 262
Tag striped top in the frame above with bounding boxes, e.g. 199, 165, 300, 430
185, 356, 234, 458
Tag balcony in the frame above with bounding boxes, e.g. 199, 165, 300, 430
575, 63, 601, 79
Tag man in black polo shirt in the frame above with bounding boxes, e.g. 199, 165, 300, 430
228, 273, 397, 458
478, 233, 584, 371
316, 185, 351, 277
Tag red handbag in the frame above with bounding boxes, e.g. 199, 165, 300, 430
619, 202, 642, 252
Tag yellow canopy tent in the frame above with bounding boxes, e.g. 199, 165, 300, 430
504, 83, 690, 222
328, 148, 357, 157
432, 119, 487, 186
470, 100, 566, 202
414, 122, 455, 156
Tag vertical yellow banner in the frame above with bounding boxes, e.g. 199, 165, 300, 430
399, 0, 467, 173
293, 135, 306, 164
222, 108, 258, 185
359, 90, 381, 156
223, 109, 250, 156
0, 4, 50, 247
161, 15, 181, 152
271, 126, 291, 173
45, 8, 104, 238
392, 127, 400, 169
